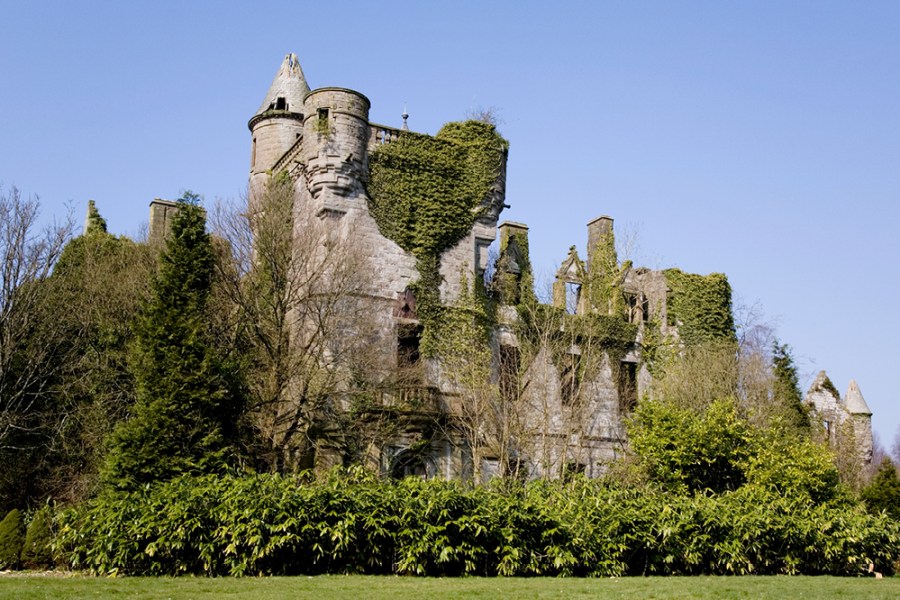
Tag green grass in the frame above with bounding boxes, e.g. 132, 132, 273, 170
0, 574, 898, 599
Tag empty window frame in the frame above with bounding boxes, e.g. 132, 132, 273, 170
618, 361, 638, 413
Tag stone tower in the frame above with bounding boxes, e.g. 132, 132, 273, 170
844, 379, 874, 466
248, 53, 309, 202
301, 87, 372, 217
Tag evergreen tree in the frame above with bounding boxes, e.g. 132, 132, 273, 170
21, 506, 52, 569
102, 194, 242, 490
0, 508, 25, 569
861, 458, 900, 520
772, 341, 809, 430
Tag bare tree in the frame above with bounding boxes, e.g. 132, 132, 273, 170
0, 186, 74, 449
211, 176, 378, 472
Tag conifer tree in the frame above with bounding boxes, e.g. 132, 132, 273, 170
861, 458, 900, 519
21, 505, 52, 569
772, 341, 809, 430
0, 508, 25, 569
103, 194, 242, 490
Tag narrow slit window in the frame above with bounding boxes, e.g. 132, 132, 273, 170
499, 345, 520, 403
560, 352, 580, 404
618, 361, 638, 413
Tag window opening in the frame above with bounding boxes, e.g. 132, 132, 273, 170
275, 96, 287, 110
560, 352, 580, 404
618, 361, 638, 413
499, 345, 520, 403
565, 283, 581, 315
563, 461, 586, 481
391, 449, 429, 479
397, 324, 423, 387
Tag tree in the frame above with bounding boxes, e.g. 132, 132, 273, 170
21, 505, 53, 569
102, 194, 242, 489
861, 457, 900, 519
0, 186, 74, 510
628, 397, 751, 493
771, 341, 809, 431
0, 508, 24, 569
0, 186, 73, 450
24, 203, 154, 504
211, 176, 376, 472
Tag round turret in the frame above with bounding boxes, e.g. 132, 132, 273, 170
248, 54, 309, 196
302, 87, 371, 211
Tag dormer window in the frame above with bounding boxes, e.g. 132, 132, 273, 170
275, 97, 287, 110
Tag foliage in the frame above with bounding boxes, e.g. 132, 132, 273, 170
493, 226, 535, 307
628, 393, 844, 502
771, 341, 809, 430
212, 175, 377, 472
367, 121, 507, 355
742, 427, 842, 503
56, 471, 900, 577
102, 195, 243, 490
21, 505, 53, 569
628, 398, 751, 494
861, 458, 900, 520
0, 508, 25, 569
84, 200, 107, 234
367, 121, 507, 260
583, 226, 626, 316
18, 208, 154, 506
0, 186, 74, 510
663, 268, 735, 345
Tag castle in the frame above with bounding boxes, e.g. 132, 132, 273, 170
153, 54, 873, 481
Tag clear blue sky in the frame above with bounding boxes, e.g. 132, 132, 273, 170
2, 1, 898, 447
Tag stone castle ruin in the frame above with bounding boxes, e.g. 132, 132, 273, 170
148, 54, 873, 481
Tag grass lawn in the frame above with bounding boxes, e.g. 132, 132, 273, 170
1, 573, 898, 599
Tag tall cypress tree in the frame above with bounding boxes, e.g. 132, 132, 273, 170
772, 340, 809, 431
103, 194, 242, 490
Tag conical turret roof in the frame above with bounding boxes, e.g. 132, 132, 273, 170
845, 380, 872, 415
255, 53, 310, 116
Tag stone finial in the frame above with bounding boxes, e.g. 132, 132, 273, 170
255, 53, 310, 116
401, 104, 409, 131
845, 380, 872, 415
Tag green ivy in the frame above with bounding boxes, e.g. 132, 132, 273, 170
663, 268, 735, 345
366, 120, 507, 355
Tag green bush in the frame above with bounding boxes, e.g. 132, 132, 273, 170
55, 472, 900, 577
0, 508, 25, 570
861, 458, 900, 519
21, 506, 53, 569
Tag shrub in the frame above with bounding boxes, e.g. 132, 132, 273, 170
54, 472, 900, 577
0, 508, 25, 570
861, 458, 900, 519
21, 506, 53, 570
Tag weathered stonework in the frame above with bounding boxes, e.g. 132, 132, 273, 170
805, 371, 874, 472
234, 54, 874, 482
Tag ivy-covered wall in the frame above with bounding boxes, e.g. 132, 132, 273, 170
366, 120, 507, 260
366, 120, 508, 356
663, 269, 735, 345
